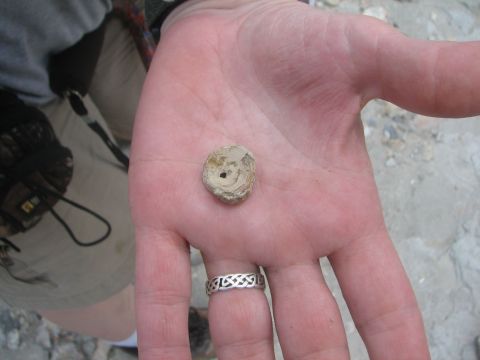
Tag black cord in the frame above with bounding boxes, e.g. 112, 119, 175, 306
0, 237, 21, 252
21, 179, 111, 247
45, 193, 111, 247
67, 91, 129, 170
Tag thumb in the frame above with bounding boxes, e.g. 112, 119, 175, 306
364, 21, 480, 117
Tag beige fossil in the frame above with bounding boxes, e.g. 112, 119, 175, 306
202, 145, 255, 204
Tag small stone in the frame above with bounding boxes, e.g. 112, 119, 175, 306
363, 125, 373, 138
81, 339, 96, 357
0, 309, 20, 333
42, 319, 61, 339
363, 6, 388, 22
35, 324, 51, 349
51, 343, 84, 360
383, 124, 400, 140
91, 340, 111, 360
18, 315, 28, 330
323, 0, 340, 6
385, 157, 397, 168
6, 329, 20, 350
202, 145, 255, 204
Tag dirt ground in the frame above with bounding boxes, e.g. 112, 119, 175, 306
1, 0, 479, 359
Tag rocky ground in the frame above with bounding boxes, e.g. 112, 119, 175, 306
1, 0, 480, 359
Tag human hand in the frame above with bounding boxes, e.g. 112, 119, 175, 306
130, 1, 480, 359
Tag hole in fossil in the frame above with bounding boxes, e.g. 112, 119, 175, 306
219, 172, 227, 178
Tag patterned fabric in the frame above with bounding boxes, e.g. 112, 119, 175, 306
113, 0, 191, 67
113, 0, 157, 68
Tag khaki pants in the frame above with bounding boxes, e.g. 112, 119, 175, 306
0, 16, 145, 310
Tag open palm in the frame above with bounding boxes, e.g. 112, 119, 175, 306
130, 1, 480, 359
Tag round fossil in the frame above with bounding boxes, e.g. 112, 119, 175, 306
202, 145, 255, 204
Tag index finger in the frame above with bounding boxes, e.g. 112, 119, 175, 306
135, 226, 192, 360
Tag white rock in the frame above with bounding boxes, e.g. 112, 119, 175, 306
363, 125, 372, 138
91, 340, 110, 360
323, 0, 340, 6
82, 339, 97, 357
6, 329, 20, 350
362, 6, 388, 22
42, 318, 61, 338
385, 157, 397, 167
35, 324, 51, 349
51, 343, 84, 360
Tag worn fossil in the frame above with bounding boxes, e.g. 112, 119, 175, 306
202, 145, 255, 204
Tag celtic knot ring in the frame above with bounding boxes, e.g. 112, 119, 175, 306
205, 273, 266, 296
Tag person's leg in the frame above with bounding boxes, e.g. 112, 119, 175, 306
39, 284, 135, 341
21, 92, 136, 341
0, 93, 136, 340
28, 14, 145, 343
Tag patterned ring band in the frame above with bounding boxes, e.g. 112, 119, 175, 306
205, 273, 266, 296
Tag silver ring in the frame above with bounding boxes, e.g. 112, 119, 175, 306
206, 273, 266, 296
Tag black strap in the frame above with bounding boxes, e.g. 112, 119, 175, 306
67, 90, 129, 169
49, 21, 106, 97
0, 237, 21, 252
48, 18, 129, 171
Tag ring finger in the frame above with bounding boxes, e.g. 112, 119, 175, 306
204, 257, 275, 360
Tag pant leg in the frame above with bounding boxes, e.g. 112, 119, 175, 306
89, 15, 146, 142
0, 95, 135, 310
0, 12, 145, 311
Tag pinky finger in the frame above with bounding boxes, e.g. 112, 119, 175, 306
135, 226, 192, 360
